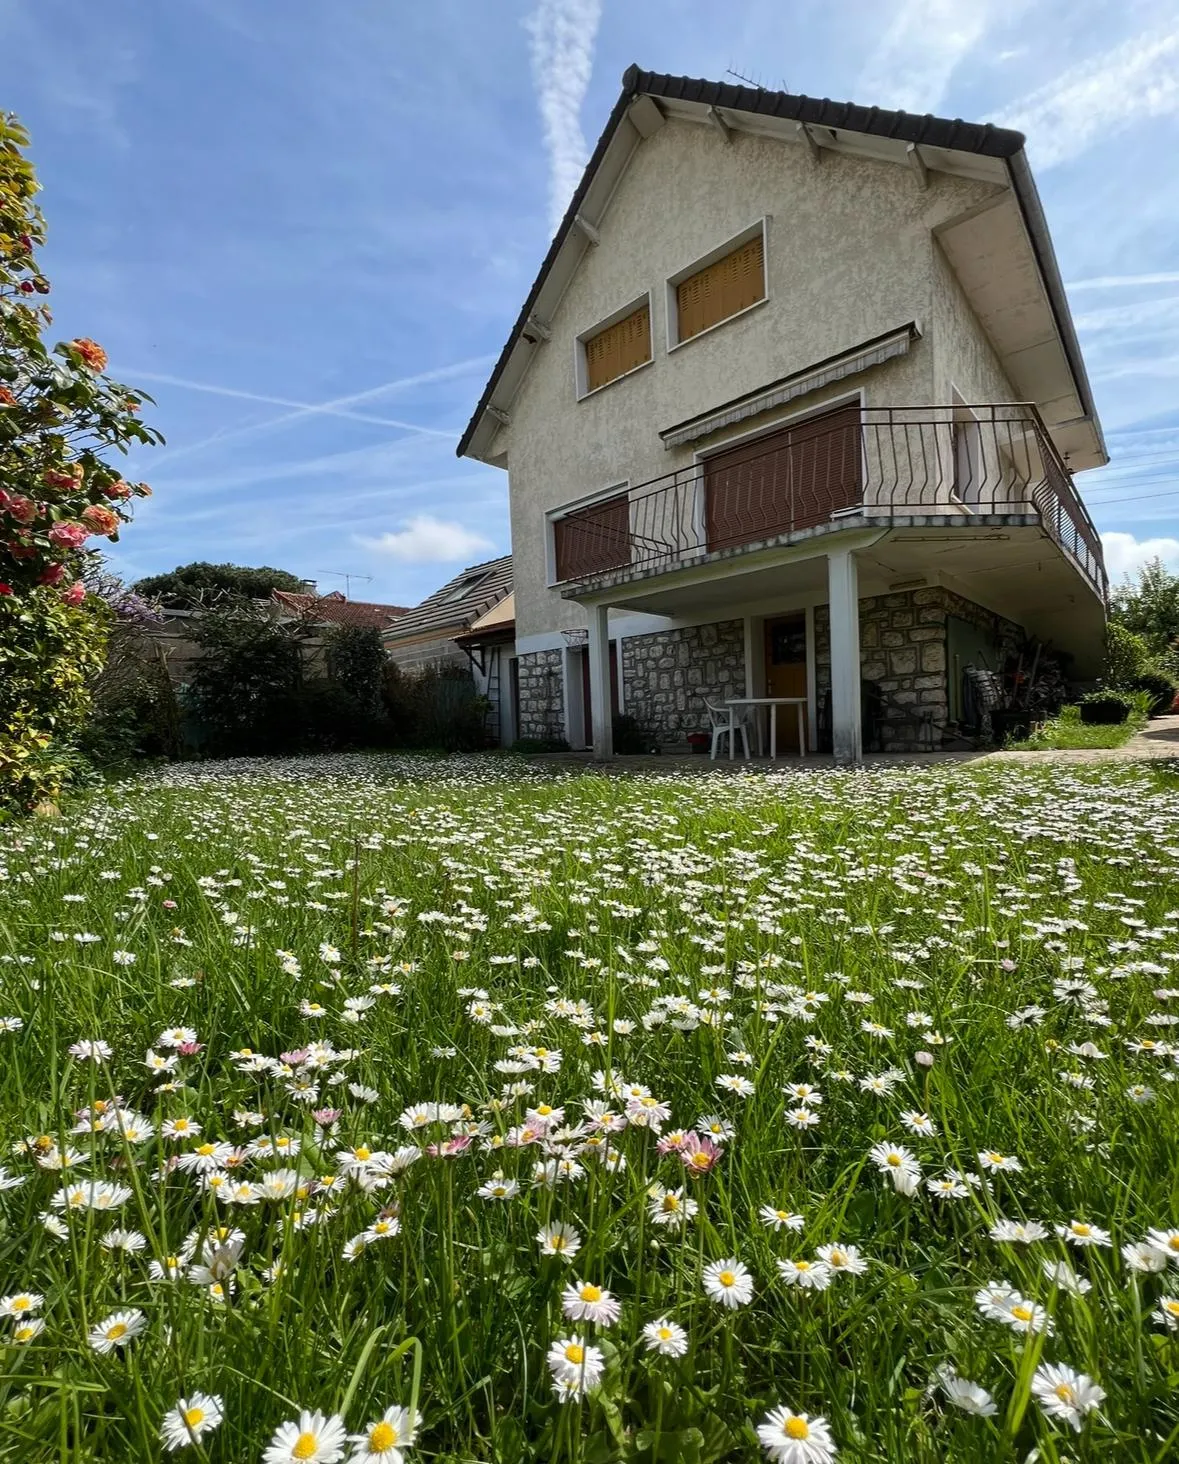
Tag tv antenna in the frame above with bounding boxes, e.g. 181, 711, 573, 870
314, 570, 374, 600
726, 66, 790, 92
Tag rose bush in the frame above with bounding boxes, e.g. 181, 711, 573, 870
1, 112, 160, 811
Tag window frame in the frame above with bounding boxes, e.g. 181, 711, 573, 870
546, 480, 631, 586
575, 292, 654, 400
665, 218, 770, 352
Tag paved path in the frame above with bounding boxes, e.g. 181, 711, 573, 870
985, 713, 1179, 764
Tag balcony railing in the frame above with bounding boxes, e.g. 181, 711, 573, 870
551, 403, 1107, 601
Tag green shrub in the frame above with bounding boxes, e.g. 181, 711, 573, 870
1128, 671, 1177, 716
1104, 621, 1152, 687
1078, 689, 1135, 725
383, 662, 489, 752
324, 624, 385, 715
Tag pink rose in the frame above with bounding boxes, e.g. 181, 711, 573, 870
48, 521, 88, 549
61, 581, 85, 607
38, 562, 66, 586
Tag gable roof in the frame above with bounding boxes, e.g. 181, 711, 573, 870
383, 554, 513, 642
271, 589, 409, 628
457, 66, 1105, 472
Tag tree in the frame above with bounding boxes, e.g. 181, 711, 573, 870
184, 599, 307, 756
324, 623, 386, 714
0, 113, 159, 810
1109, 557, 1179, 656
132, 561, 306, 608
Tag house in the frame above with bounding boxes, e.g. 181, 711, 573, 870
457, 66, 1108, 761
454, 589, 519, 746
383, 554, 513, 672
269, 588, 409, 630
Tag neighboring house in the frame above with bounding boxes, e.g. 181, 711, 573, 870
270, 588, 409, 630
454, 590, 519, 746
458, 66, 1108, 761
383, 554, 514, 674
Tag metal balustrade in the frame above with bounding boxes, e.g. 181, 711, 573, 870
550, 403, 1107, 601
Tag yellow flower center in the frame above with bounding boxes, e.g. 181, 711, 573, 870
657, 1327, 672, 1340
987, 1153, 1004, 1164
550, 1236, 566, 1250
369, 1422, 397, 1450
183, 1408, 205, 1428
830, 1251, 846, 1266
718, 1270, 736, 1288
564, 1344, 584, 1363
292, 1433, 319, 1460
785, 1418, 810, 1440
661, 1195, 680, 1212
106, 1323, 127, 1341
537, 1104, 553, 1116
14, 1325, 35, 1342
1163, 1300, 1179, 1315
11, 1298, 30, 1312
886, 1154, 902, 1167
1011, 1305, 1033, 1322
1169, 1236, 1179, 1252
580, 1285, 602, 1302
535, 1048, 548, 1058
354, 1146, 371, 1162
1072, 1224, 1090, 1236
1054, 1384, 1075, 1403
689, 1151, 710, 1169
796, 1261, 811, 1271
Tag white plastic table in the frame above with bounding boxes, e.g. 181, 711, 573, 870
724, 697, 808, 759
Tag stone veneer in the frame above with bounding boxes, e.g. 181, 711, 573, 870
620, 618, 746, 742
516, 648, 565, 741
814, 587, 1022, 751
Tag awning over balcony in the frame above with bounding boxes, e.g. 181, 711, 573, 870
658, 324, 919, 449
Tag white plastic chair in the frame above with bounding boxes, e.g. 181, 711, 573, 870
705, 699, 751, 760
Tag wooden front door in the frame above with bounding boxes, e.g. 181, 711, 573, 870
580, 643, 619, 747
764, 615, 808, 754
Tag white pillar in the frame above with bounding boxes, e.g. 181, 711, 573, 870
827, 549, 862, 764
587, 603, 614, 759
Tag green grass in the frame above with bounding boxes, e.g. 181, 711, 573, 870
0, 752, 1177, 1463
1007, 705, 1147, 751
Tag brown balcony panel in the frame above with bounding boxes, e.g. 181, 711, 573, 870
704, 403, 863, 551
554, 492, 631, 581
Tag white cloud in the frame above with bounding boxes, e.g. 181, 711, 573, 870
524, 0, 603, 234
856, 0, 996, 114
358, 515, 494, 564
995, 28, 1179, 168
1102, 530, 1179, 579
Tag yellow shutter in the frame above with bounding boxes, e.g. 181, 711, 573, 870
676, 233, 765, 341
584, 304, 651, 392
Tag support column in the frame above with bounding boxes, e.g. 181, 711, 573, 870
827, 549, 862, 764
587, 603, 614, 759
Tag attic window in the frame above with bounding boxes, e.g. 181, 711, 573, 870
669, 223, 766, 346
446, 572, 491, 603
577, 296, 652, 397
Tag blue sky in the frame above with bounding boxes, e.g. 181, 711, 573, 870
4, 0, 1179, 605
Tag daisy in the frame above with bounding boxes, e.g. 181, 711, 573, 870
347, 1405, 416, 1462
68, 1039, 113, 1061
0, 1293, 42, 1319
263, 1410, 348, 1464
1146, 1228, 1179, 1265
784, 1107, 820, 1130
756, 1405, 837, 1463
868, 1141, 921, 1196
11, 1319, 45, 1344
1041, 1260, 1092, 1296
1030, 1362, 1105, 1431
561, 1281, 622, 1326
977, 1150, 1023, 1174
898, 1111, 937, 1137
1057, 1220, 1111, 1249
760, 1205, 805, 1232
926, 1173, 970, 1200
647, 1185, 698, 1227
88, 1308, 147, 1354
642, 1317, 688, 1357
1122, 1240, 1169, 1273
546, 1335, 605, 1388
715, 1074, 754, 1097
990, 1219, 1050, 1244
702, 1258, 754, 1309
1152, 1297, 1179, 1332
476, 1175, 519, 1201
776, 1258, 832, 1290
537, 1223, 582, 1261
160, 1392, 224, 1452
939, 1371, 997, 1417
816, 1243, 868, 1277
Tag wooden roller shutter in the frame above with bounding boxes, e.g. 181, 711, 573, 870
676, 233, 765, 341
584, 304, 651, 392
554, 492, 631, 580
704, 403, 862, 551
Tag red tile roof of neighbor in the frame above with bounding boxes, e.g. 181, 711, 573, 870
271, 590, 410, 629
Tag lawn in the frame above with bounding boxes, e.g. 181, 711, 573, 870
1007, 705, 1148, 751
0, 753, 1177, 1464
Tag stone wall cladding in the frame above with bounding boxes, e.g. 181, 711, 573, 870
815, 587, 1022, 751
517, 649, 565, 742
621, 618, 745, 742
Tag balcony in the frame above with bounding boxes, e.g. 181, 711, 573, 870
551, 403, 1107, 602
